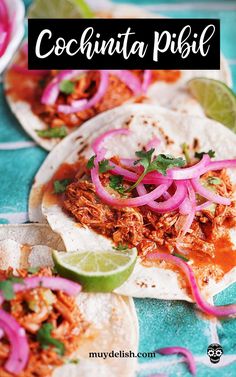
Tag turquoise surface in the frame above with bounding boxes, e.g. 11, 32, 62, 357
0, 1, 236, 376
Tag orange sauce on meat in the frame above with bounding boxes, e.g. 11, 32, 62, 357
43, 162, 84, 207
152, 70, 181, 83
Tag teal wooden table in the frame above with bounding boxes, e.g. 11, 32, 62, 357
0, 1, 236, 376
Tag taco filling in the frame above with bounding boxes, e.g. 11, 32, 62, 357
0, 267, 87, 376
43, 129, 236, 296
6, 46, 180, 138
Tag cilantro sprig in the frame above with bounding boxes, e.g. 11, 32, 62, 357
194, 150, 215, 159
172, 253, 189, 262
0, 276, 24, 300
113, 243, 129, 251
86, 155, 114, 173
36, 126, 67, 139
53, 179, 71, 194
127, 149, 185, 192
207, 177, 222, 185
37, 323, 65, 356
109, 175, 125, 195
59, 80, 76, 95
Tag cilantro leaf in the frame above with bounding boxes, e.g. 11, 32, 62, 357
109, 175, 125, 195
148, 154, 185, 176
172, 253, 189, 262
127, 150, 185, 192
0, 277, 24, 300
207, 177, 222, 185
59, 80, 76, 95
194, 150, 215, 159
37, 323, 65, 356
112, 243, 129, 251
98, 159, 115, 173
53, 179, 71, 194
36, 126, 67, 139
86, 155, 96, 170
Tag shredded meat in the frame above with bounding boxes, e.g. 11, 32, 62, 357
63, 167, 236, 273
0, 268, 88, 377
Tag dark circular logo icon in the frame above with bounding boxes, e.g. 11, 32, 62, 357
207, 343, 223, 364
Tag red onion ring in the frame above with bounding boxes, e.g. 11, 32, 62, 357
155, 346, 196, 376
142, 70, 152, 92
0, 309, 29, 374
92, 128, 131, 155
147, 252, 236, 317
58, 71, 109, 114
191, 178, 231, 205
137, 181, 186, 213
109, 70, 142, 95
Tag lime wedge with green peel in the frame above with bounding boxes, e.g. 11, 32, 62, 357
28, 0, 94, 18
188, 78, 236, 132
52, 248, 137, 292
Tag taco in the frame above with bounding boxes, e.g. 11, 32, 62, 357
0, 224, 138, 377
29, 104, 236, 312
4, 5, 231, 151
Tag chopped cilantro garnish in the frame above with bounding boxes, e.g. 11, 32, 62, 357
127, 149, 185, 192
69, 359, 80, 364
113, 243, 129, 251
207, 177, 222, 185
172, 253, 189, 262
0, 276, 24, 300
36, 126, 67, 139
109, 175, 125, 195
86, 155, 96, 170
37, 323, 65, 356
59, 80, 76, 95
181, 143, 190, 164
98, 159, 115, 173
53, 179, 71, 194
194, 150, 215, 159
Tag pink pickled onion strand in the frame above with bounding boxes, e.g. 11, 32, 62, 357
156, 347, 196, 376
0, 0, 11, 57
206, 160, 236, 172
120, 158, 136, 168
179, 197, 193, 215
191, 178, 231, 205
195, 201, 212, 211
0, 309, 29, 374
91, 163, 171, 207
145, 136, 161, 151
0, 276, 81, 305
137, 181, 186, 213
58, 71, 109, 114
109, 70, 142, 95
41, 70, 84, 105
92, 128, 131, 155
145, 154, 211, 180
142, 70, 152, 92
180, 181, 196, 236
147, 252, 236, 317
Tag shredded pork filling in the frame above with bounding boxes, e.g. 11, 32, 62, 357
0, 268, 88, 377
63, 166, 236, 287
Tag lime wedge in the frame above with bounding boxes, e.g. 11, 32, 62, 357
52, 248, 137, 292
188, 78, 236, 132
28, 0, 94, 18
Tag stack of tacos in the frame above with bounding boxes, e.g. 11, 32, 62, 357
1, 2, 236, 377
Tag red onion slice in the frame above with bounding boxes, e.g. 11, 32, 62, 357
191, 178, 231, 205
147, 252, 236, 317
109, 70, 142, 95
155, 346, 196, 376
58, 71, 109, 114
142, 70, 152, 92
137, 181, 186, 213
0, 309, 29, 374
92, 128, 131, 155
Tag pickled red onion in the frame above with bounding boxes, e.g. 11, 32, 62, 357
147, 252, 236, 317
191, 178, 231, 205
0, 0, 11, 57
0, 309, 29, 374
92, 128, 131, 155
142, 70, 152, 92
155, 346, 196, 376
58, 71, 109, 114
109, 70, 142, 95
137, 181, 186, 213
